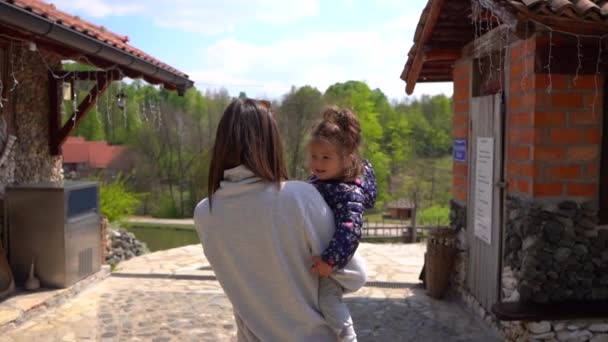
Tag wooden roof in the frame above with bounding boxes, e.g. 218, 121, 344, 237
510, 0, 608, 23
401, 0, 608, 95
386, 198, 415, 209
400, 0, 474, 95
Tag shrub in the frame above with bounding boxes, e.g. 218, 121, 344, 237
419, 205, 449, 226
100, 175, 140, 222
152, 195, 180, 219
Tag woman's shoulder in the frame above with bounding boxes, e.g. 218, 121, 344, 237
281, 180, 319, 198
280, 181, 329, 207
193, 198, 210, 221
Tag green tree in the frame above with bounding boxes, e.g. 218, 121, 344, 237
324, 81, 390, 207
278, 85, 323, 179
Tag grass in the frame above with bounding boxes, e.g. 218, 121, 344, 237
120, 221, 195, 230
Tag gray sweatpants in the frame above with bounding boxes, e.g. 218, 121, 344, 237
319, 277, 357, 342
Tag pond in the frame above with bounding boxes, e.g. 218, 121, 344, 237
124, 225, 200, 252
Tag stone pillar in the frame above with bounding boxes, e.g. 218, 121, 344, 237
10, 47, 63, 186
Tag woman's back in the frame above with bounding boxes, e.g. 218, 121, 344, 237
195, 167, 336, 342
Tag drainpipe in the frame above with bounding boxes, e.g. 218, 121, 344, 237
0, 2, 192, 95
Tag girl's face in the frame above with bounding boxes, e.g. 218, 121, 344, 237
308, 140, 348, 180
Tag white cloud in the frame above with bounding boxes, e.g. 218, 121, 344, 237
52, 0, 143, 18
52, 0, 319, 35
187, 22, 454, 100
54, 0, 452, 99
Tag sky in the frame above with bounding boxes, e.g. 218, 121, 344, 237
53, 0, 453, 101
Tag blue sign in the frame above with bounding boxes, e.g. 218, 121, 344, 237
453, 139, 467, 162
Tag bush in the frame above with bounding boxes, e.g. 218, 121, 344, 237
419, 205, 449, 226
100, 175, 140, 222
152, 195, 180, 218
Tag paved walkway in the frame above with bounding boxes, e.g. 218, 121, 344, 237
0, 243, 502, 341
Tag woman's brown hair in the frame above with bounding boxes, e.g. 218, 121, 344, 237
207, 98, 288, 206
310, 106, 363, 181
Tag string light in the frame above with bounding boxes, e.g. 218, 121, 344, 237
488, 13, 496, 84
9, 43, 18, 92
72, 71, 78, 124
499, 17, 508, 95
521, 22, 530, 95
573, 35, 582, 86
592, 37, 602, 119
545, 28, 553, 94
0, 78, 4, 109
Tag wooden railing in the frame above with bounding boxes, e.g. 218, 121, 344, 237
361, 221, 449, 243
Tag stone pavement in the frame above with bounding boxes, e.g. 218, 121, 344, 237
0, 243, 502, 341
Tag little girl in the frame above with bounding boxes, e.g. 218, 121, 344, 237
308, 106, 377, 341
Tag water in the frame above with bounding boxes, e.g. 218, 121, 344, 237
124, 225, 199, 252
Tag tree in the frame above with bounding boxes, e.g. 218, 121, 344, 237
277, 85, 323, 179
324, 81, 390, 207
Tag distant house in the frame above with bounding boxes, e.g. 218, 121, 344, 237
62, 137, 133, 178
385, 198, 414, 220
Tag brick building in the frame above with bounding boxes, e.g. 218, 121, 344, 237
402, 0, 608, 340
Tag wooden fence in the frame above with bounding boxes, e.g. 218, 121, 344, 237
361, 221, 449, 243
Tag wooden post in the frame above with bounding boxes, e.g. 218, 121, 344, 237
411, 192, 419, 243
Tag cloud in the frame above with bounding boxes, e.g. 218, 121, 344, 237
187, 21, 453, 100
52, 0, 319, 35
53, 0, 453, 99
52, 0, 143, 18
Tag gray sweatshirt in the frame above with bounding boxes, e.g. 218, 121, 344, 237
194, 165, 367, 342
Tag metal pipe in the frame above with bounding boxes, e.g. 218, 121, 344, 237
0, 2, 192, 95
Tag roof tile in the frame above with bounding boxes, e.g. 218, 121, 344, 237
9, 0, 188, 78
511, 0, 608, 23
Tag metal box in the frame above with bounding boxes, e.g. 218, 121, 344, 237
6, 180, 101, 288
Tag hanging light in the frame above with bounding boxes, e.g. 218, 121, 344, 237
62, 80, 74, 101
116, 90, 126, 109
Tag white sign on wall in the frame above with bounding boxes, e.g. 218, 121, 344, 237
474, 137, 494, 245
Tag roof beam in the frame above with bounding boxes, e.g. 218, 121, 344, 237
405, 0, 445, 95
476, 0, 518, 26
56, 75, 110, 152
425, 49, 461, 61
462, 25, 514, 59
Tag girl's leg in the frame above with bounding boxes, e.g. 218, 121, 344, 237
318, 277, 357, 342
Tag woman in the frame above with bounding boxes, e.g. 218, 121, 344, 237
194, 98, 366, 342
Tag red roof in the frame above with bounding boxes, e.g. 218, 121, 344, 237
63, 136, 128, 169
9, 0, 188, 79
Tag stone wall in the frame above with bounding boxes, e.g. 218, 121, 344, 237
0, 47, 63, 194
450, 199, 468, 288
0, 47, 63, 247
10, 48, 63, 186
526, 320, 608, 341
505, 195, 608, 304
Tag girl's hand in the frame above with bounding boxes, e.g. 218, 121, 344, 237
311, 256, 333, 278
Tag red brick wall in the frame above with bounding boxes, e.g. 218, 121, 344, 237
506, 35, 604, 201
452, 60, 471, 203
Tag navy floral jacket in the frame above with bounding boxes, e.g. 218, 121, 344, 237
308, 160, 377, 269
